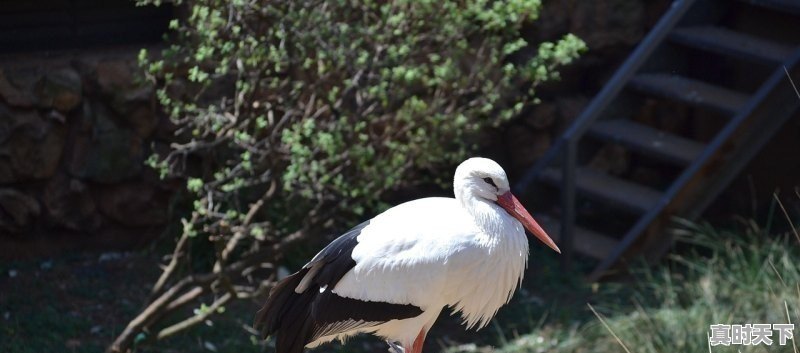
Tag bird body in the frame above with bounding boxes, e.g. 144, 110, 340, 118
256, 158, 560, 353
315, 197, 529, 344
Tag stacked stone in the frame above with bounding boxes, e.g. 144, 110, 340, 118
0, 55, 173, 258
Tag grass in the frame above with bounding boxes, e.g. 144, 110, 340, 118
2, 217, 798, 353
451, 218, 800, 353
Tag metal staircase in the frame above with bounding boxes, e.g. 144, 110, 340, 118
515, 0, 800, 280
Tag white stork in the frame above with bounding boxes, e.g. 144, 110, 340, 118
255, 157, 560, 353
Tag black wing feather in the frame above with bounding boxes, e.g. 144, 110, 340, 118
254, 220, 423, 353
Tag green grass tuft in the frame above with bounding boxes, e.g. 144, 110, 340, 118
454, 219, 800, 353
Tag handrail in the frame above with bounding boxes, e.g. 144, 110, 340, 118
588, 48, 800, 280
514, 0, 696, 193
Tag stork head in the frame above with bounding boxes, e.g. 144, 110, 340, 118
454, 157, 560, 253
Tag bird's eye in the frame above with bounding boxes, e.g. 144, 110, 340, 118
483, 177, 497, 188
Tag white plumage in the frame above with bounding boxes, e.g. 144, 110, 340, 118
256, 157, 560, 353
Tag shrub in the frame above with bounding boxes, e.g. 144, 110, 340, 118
110, 0, 585, 351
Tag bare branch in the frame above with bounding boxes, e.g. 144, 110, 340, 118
151, 227, 193, 296
157, 293, 233, 340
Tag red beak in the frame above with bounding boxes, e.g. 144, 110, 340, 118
496, 192, 560, 253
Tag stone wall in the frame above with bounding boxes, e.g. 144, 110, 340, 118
0, 48, 174, 259
0, 1, 673, 259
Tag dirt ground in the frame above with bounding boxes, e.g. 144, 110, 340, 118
0, 246, 588, 353
0, 251, 264, 353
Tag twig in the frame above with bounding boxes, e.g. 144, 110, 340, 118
157, 293, 233, 339
218, 183, 278, 269
169, 137, 228, 153
773, 192, 800, 245
217, 232, 245, 270
152, 229, 192, 296
108, 226, 312, 353
769, 259, 787, 287
786, 66, 800, 101
164, 286, 204, 312
108, 276, 198, 352
785, 301, 798, 353
587, 303, 633, 353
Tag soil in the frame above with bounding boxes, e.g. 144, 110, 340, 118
0, 247, 590, 353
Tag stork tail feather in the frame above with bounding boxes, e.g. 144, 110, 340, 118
254, 268, 314, 353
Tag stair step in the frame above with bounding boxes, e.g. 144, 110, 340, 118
589, 119, 705, 165
540, 167, 662, 214
629, 73, 749, 115
537, 215, 618, 260
670, 26, 795, 64
736, 0, 800, 15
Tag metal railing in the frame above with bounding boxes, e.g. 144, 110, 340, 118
513, 0, 697, 265
515, 0, 800, 279
589, 48, 800, 279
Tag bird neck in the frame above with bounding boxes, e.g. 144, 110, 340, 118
458, 193, 511, 243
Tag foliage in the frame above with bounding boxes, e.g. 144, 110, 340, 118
453, 219, 800, 353
112, 0, 584, 351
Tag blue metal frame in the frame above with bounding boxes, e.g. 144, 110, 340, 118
515, 0, 697, 194
513, 0, 696, 269
590, 48, 800, 279
513, 0, 800, 279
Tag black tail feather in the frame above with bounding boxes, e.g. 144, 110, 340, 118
277, 289, 316, 353
255, 268, 315, 353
